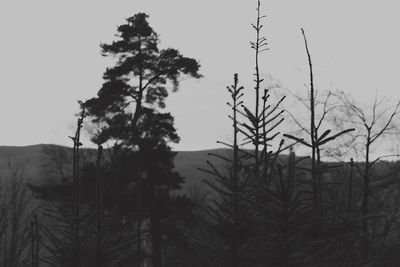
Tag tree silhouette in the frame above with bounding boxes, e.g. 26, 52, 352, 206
337, 92, 400, 261
85, 12, 201, 146
84, 12, 201, 267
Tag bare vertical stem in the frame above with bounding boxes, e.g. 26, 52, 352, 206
70, 104, 85, 266
362, 131, 371, 259
301, 28, 318, 211
253, 0, 263, 177
137, 170, 142, 267
232, 74, 239, 267
347, 158, 354, 215
262, 89, 269, 184
96, 145, 103, 266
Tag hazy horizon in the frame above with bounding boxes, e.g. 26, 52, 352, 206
1, 0, 399, 153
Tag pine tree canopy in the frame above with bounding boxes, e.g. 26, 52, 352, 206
85, 12, 201, 146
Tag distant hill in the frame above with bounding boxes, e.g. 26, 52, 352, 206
0, 144, 44, 181
173, 148, 234, 194
0, 144, 232, 195
1, 144, 397, 201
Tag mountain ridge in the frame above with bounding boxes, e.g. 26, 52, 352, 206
0, 144, 231, 194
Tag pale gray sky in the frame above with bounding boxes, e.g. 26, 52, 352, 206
0, 0, 399, 151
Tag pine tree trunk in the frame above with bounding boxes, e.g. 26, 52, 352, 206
150, 173, 162, 267
137, 177, 142, 267
151, 211, 162, 267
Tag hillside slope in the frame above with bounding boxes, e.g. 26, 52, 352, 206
0, 144, 230, 194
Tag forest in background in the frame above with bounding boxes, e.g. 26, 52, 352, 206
1, 1, 400, 266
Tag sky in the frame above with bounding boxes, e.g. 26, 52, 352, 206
0, 0, 399, 151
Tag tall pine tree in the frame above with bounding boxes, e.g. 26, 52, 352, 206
84, 13, 201, 267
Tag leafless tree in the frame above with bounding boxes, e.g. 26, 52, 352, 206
284, 29, 354, 214
337, 92, 400, 260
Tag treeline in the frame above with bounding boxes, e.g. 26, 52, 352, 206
3, 0, 400, 266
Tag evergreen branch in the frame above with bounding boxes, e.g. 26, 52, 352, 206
317, 128, 355, 146
283, 134, 311, 147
